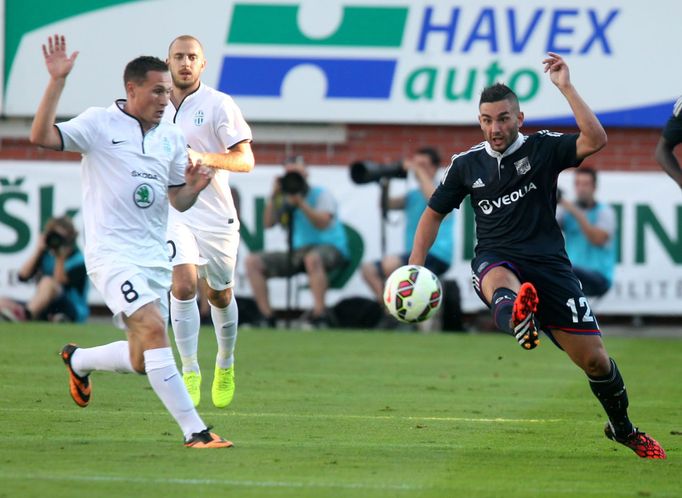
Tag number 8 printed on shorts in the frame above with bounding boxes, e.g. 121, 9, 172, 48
121, 280, 139, 303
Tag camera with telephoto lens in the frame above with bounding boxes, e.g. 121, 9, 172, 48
279, 171, 309, 196
349, 160, 407, 184
45, 230, 66, 250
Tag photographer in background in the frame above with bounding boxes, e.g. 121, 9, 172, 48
557, 168, 616, 297
245, 156, 349, 328
361, 147, 454, 302
0, 216, 89, 323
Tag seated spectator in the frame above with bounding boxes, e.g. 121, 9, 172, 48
557, 168, 616, 297
0, 216, 89, 322
362, 147, 454, 302
245, 157, 349, 327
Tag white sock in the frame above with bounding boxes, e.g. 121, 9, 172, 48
71, 341, 135, 376
144, 347, 206, 440
170, 294, 201, 373
212, 297, 238, 369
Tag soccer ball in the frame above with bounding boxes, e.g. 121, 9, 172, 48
383, 265, 442, 323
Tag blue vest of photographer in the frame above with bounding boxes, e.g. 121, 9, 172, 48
562, 203, 616, 285
293, 186, 349, 259
39, 249, 90, 322
405, 188, 454, 265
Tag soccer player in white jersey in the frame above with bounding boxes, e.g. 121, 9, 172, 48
164, 35, 254, 408
30, 34, 231, 448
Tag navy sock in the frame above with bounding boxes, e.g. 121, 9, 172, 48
491, 288, 516, 335
588, 358, 634, 437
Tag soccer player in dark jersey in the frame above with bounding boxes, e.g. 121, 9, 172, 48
655, 96, 682, 189
410, 52, 666, 459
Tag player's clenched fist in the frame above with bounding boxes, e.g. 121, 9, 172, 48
185, 158, 214, 193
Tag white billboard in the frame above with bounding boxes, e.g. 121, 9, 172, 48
1, 161, 680, 316
3, 0, 680, 126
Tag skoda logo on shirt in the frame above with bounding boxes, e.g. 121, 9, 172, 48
134, 183, 155, 209
194, 110, 205, 126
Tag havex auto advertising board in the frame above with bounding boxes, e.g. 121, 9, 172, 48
3, 0, 681, 126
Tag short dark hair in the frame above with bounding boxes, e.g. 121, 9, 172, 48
576, 166, 598, 186
479, 83, 519, 110
44, 215, 78, 245
123, 56, 168, 86
416, 146, 441, 167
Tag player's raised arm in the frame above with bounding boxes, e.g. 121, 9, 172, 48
189, 141, 255, 172
30, 35, 79, 150
543, 52, 607, 160
408, 207, 445, 266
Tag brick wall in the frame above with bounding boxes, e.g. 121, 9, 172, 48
0, 124, 668, 170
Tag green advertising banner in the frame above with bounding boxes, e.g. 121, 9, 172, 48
1, 162, 680, 315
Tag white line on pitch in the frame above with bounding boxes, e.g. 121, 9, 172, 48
0, 474, 674, 497
0, 474, 424, 491
0, 406, 562, 423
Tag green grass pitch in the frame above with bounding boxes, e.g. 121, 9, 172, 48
0, 323, 680, 498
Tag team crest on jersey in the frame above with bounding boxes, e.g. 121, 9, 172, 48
161, 136, 172, 157
193, 110, 205, 126
514, 157, 531, 175
134, 183, 155, 209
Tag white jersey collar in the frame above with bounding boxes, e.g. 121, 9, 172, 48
113, 99, 159, 133
484, 132, 526, 160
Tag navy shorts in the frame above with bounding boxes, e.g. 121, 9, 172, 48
471, 251, 601, 347
376, 253, 450, 279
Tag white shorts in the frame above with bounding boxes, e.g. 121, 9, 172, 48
166, 222, 239, 291
89, 265, 171, 330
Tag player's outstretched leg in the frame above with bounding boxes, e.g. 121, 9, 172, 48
488, 283, 539, 350
170, 293, 202, 407
143, 347, 231, 448
478, 265, 539, 350
511, 283, 540, 350
603, 422, 666, 459
127, 302, 233, 448
208, 288, 238, 408
60, 344, 92, 407
60, 340, 136, 407
184, 427, 234, 448
589, 358, 666, 459
552, 331, 666, 459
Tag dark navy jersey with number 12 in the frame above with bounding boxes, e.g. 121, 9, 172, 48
429, 131, 582, 260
